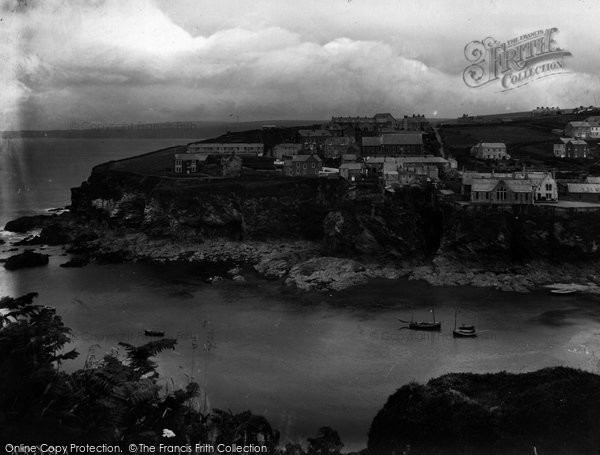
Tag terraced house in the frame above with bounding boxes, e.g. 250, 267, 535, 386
565, 121, 591, 139
361, 133, 424, 157
174, 153, 208, 174
283, 154, 322, 177
553, 138, 589, 158
470, 142, 510, 160
187, 142, 264, 157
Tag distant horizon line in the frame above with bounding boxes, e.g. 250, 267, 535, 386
3, 105, 596, 133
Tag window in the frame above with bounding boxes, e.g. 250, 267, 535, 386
496, 187, 507, 201
303, 164, 307, 169
312, 163, 316, 168
546, 183, 552, 191
546, 193, 551, 200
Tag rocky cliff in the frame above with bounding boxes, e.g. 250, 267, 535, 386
68, 166, 439, 262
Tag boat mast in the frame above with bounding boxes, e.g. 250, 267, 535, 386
454, 309, 457, 330
432, 306, 436, 323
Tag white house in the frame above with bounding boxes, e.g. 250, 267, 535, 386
470, 142, 510, 160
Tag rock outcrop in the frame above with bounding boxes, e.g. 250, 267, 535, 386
4, 250, 50, 270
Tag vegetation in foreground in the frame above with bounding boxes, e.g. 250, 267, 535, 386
0, 293, 350, 454
368, 366, 600, 455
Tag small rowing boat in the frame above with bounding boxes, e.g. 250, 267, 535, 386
550, 288, 577, 295
144, 330, 165, 337
453, 309, 477, 338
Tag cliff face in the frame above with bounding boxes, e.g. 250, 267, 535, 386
69, 169, 437, 261
437, 208, 600, 267
64, 167, 600, 271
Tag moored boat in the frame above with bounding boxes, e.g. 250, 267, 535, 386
144, 329, 165, 337
409, 321, 442, 331
399, 306, 441, 331
453, 309, 477, 338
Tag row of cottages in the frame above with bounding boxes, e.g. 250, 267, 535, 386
330, 113, 399, 132
173, 153, 242, 176
553, 138, 589, 158
564, 120, 600, 139
322, 136, 358, 159
470, 142, 511, 160
361, 133, 424, 157
357, 155, 451, 186
283, 154, 323, 177
462, 171, 558, 203
297, 129, 332, 152
273, 143, 303, 160
187, 142, 264, 157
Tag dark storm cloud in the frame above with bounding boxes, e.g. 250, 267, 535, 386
2, 0, 600, 130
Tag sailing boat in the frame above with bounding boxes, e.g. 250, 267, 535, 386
453, 308, 477, 338
399, 307, 441, 331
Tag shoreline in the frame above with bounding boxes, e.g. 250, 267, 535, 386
4, 212, 600, 295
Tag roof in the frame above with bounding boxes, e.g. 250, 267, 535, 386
395, 156, 449, 164
364, 157, 386, 163
339, 163, 363, 170
189, 142, 263, 147
274, 143, 302, 149
471, 179, 498, 192
568, 121, 590, 128
324, 137, 352, 145
585, 176, 600, 184
462, 171, 552, 185
439, 189, 455, 195
471, 178, 533, 193
505, 179, 534, 192
567, 183, 600, 193
298, 129, 331, 137
475, 142, 506, 148
175, 153, 209, 161
362, 134, 423, 146
291, 154, 322, 162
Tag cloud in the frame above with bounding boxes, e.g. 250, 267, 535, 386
3, 0, 600, 130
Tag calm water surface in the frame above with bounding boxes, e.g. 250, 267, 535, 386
1, 139, 600, 449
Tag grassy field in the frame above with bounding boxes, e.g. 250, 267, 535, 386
440, 114, 600, 172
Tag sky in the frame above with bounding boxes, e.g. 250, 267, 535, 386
2, 0, 600, 130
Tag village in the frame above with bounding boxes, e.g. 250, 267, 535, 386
168, 109, 600, 211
